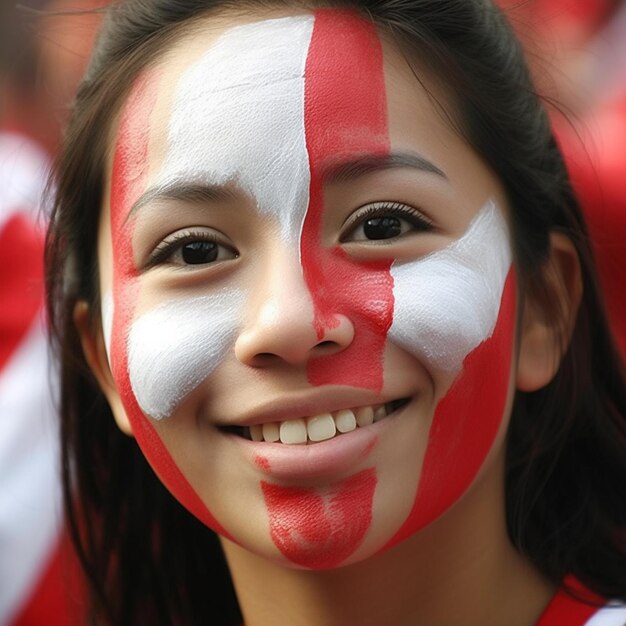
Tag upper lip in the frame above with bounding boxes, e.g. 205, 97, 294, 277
213, 388, 406, 428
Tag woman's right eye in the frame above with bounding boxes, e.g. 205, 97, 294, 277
147, 229, 238, 269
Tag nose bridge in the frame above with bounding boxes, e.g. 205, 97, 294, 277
256, 245, 314, 331
234, 243, 316, 365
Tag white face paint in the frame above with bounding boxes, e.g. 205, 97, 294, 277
104, 199, 510, 421
103, 16, 315, 420
389, 200, 512, 372
103, 16, 512, 424
100, 11, 522, 566
156, 16, 314, 244
127, 289, 244, 420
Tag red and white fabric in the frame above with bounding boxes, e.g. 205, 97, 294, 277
0, 132, 80, 626
536, 577, 626, 626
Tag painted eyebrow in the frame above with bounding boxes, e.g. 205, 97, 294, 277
127, 180, 237, 221
126, 152, 445, 219
322, 151, 447, 183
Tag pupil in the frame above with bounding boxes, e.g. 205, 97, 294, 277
182, 241, 218, 264
363, 217, 402, 240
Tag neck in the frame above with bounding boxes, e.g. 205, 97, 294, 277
221, 452, 554, 626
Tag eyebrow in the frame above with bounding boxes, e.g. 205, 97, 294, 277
126, 151, 446, 220
127, 180, 237, 221
322, 151, 447, 183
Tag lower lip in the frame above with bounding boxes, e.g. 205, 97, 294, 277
226, 411, 400, 481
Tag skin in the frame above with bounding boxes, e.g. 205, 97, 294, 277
77, 8, 583, 625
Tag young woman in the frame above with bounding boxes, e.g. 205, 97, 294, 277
45, 0, 626, 624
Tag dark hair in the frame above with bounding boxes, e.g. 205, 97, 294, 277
45, 0, 626, 624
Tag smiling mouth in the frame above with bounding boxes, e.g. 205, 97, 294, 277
220, 398, 410, 444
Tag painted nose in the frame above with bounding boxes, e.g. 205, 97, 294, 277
234, 253, 354, 367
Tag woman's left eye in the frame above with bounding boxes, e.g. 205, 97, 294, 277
147, 229, 238, 269
341, 202, 434, 243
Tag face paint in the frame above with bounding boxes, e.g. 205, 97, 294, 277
261, 469, 377, 569
254, 201, 515, 562
128, 291, 244, 420
301, 9, 393, 391
108, 71, 233, 538
113, 13, 389, 568
105, 14, 324, 547
118, 15, 314, 423
104, 9, 517, 567
126, 11, 391, 414
157, 16, 313, 244
386, 268, 517, 547
389, 201, 512, 372
383, 202, 514, 544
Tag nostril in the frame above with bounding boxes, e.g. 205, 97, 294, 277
252, 352, 282, 367
317, 341, 336, 349
250, 342, 340, 366
314, 340, 342, 354
235, 313, 354, 367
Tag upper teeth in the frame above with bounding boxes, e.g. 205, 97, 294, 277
249, 404, 389, 445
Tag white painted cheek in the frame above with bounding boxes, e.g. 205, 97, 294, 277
127, 289, 244, 420
157, 16, 314, 245
389, 201, 512, 372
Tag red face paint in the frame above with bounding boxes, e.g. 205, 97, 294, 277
108, 71, 232, 538
383, 269, 517, 548
302, 9, 394, 391
254, 10, 390, 567
104, 11, 518, 570
261, 469, 377, 569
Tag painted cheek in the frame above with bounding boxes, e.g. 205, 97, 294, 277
302, 10, 394, 392
127, 292, 244, 420
108, 71, 232, 538
123, 17, 316, 420
261, 468, 377, 569
377, 203, 515, 543
109, 71, 155, 426
385, 268, 517, 548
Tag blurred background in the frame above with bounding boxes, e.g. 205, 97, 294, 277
499, 0, 626, 358
1, 3, 101, 625
0, 1, 624, 625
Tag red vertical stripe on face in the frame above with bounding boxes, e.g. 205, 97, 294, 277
261, 468, 377, 569
109, 72, 231, 538
384, 269, 517, 547
259, 11, 387, 569
302, 10, 393, 391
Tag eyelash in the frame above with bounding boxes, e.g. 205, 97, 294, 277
341, 201, 435, 242
145, 202, 431, 268
146, 229, 237, 269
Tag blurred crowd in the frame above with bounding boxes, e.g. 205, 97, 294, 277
499, 0, 626, 356
0, 3, 100, 624
0, 1, 624, 624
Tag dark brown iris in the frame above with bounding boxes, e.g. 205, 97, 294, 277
363, 216, 402, 240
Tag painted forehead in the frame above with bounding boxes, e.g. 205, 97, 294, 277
136, 11, 390, 233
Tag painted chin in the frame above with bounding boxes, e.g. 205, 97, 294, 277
261, 468, 378, 570
246, 395, 425, 569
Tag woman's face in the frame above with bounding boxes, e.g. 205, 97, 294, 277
95, 9, 517, 569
